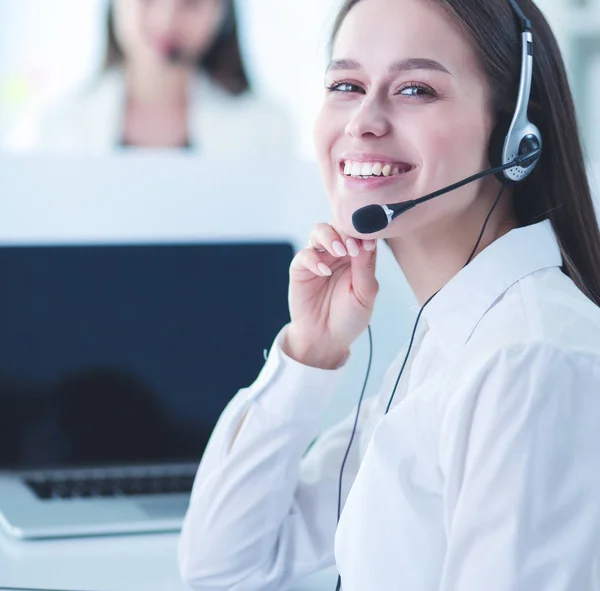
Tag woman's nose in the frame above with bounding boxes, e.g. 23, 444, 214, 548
345, 98, 392, 139
152, 0, 179, 33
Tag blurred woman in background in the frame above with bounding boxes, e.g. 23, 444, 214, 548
7, 0, 291, 154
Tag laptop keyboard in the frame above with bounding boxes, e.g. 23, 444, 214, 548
25, 472, 196, 500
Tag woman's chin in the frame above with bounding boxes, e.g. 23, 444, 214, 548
332, 213, 361, 239
333, 212, 388, 241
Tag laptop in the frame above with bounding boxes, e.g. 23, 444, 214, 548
0, 240, 293, 539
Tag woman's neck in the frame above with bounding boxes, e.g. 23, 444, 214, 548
120, 61, 193, 148
387, 186, 518, 305
124, 61, 190, 108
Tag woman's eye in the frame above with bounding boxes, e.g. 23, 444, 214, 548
326, 81, 364, 94
397, 84, 436, 98
325, 80, 436, 99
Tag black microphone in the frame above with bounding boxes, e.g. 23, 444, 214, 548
166, 47, 197, 66
351, 150, 540, 234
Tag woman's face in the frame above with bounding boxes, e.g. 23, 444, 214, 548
113, 0, 226, 68
314, 0, 495, 239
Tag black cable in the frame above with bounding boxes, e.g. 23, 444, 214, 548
384, 184, 505, 416
465, 185, 506, 267
336, 325, 373, 523
334, 324, 373, 591
333, 184, 506, 590
383, 288, 438, 414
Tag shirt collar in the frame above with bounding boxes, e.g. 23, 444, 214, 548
421, 220, 563, 349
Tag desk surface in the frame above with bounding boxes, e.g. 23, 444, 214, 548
0, 531, 336, 591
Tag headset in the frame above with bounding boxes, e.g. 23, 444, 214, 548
351, 0, 542, 235
336, 1, 541, 589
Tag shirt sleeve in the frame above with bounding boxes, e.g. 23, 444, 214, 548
439, 342, 600, 591
178, 327, 377, 591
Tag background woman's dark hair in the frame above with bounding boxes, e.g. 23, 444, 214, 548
104, 0, 249, 95
331, 0, 600, 306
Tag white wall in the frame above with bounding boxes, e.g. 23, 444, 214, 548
237, 0, 344, 159
0, 0, 105, 137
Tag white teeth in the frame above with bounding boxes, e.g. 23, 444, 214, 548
351, 162, 362, 176
342, 160, 411, 178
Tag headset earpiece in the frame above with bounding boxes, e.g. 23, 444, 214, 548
518, 133, 542, 167
488, 114, 542, 185
489, 115, 514, 184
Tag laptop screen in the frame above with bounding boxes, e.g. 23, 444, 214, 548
0, 242, 293, 469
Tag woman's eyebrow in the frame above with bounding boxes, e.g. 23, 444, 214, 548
327, 57, 451, 75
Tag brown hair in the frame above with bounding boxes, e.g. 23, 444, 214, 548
104, 0, 249, 95
331, 0, 600, 305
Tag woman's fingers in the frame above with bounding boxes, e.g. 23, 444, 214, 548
291, 247, 333, 277
298, 223, 378, 279
308, 224, 348, 258
351, 241, 379, 306
361, 239, 377, 253
309, 224, 377, 257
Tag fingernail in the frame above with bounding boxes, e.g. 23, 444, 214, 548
363, 240, 376, 252
332, 241, 347, 257
317, 263, 332, 276
346, 239, 360, 257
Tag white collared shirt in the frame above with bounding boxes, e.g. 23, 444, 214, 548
179, 220, 600, 591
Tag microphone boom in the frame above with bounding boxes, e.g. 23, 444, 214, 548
351, 150, 540, 234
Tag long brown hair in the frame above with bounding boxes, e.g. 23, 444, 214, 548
331, 0, 600, 305
104, 0, 249, 95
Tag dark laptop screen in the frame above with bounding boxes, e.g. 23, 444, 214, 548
0, 242, 293, 469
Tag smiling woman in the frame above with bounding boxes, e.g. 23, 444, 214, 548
178, 1, 600, 590
318, 0, 600, 305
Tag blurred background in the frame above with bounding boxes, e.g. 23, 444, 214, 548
0, 0, 346, 158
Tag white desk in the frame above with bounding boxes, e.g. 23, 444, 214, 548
0, 531, 337, 590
